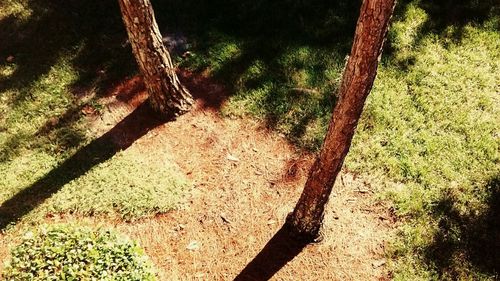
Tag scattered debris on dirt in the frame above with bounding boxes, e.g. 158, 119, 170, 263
1, 73, 395, 280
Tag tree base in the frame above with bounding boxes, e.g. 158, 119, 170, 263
147, 97, 193, 121
284, 213, 324, 244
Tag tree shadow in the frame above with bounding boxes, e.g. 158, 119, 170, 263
178, 70, 230, 110
233, 225, 308, 281
0, 0, 135, 101
0, 102, 170, 231
2, 0, 498, 156
424, 175, 500, 279
386, 0, 500, 67
0, 102, 88, 163
156, 0, 361, 44
156, 0, 500, 151
417, 0, 498, 32
0, 0, 137, 162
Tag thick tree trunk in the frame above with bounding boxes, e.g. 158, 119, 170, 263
286, 0, 396, 241
118, 0, 193, 118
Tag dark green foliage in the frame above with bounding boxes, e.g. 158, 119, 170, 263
2, 225, 156, 280
155, 0, 360, 43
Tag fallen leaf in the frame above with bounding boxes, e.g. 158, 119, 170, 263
81, 105, 96, 116
226, 154, 240, 162
372, 259, 386, 268
186, 240, 200, 251
220, 213, 231, 224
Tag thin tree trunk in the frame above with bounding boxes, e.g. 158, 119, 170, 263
286, 0, 396, 241
118, 0, 194, 118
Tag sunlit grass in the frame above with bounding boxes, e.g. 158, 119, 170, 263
0, 4, 188, 229
180, 2, 499, 279
0, 0, 31, 20
357, 13, 500, 280
0, 0, 498, 279
45, 149, 188, 221
0, 54, 83, 162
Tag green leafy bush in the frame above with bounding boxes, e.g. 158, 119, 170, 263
2, 225, 157, 281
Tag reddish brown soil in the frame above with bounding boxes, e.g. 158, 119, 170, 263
89, 73, 395, 280
2, 73, 396, 280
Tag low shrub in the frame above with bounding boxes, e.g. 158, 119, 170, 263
2, 225, 156, 281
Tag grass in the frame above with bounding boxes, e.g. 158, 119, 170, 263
0, 1, 188, 231
45, 150, 187, 220
357, 7, 500, 279
168, 0, 500, 279
1, 0, 499, 279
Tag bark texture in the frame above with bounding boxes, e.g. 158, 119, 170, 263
118, 0, 193, 118
287, 0, 396, 240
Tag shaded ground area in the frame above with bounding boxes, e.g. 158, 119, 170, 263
424, 176, 500, 279
0, 102, 166, 230
0, 0, 133, 96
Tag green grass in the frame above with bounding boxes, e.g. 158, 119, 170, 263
173, 1, 500, 279
1, 0, 499, 279
0, 1, 188, 230
0, 146, 188, 224
45, 150, 187, 220
356, 7, 500, 280
0, 54, 85, 162
182, 33, 345, 150
0, 54, 188, 225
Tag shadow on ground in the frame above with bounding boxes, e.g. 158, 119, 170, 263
0, 0, 137, 162
2, 0, 497, 154
0, 0, 134, 97
0, 102, 168, 231
424, 175, 500, 279
234, 225, 308, 281
158, 0, 500, 150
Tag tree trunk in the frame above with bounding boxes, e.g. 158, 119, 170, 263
286, 0, 396, 241
118, 0, 194, 118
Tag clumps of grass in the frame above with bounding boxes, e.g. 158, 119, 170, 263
0, 142, 189, 225
388, 3, 428, 63
44, 149, 188, 221
181, 32, 243, 73
2, 224, 157, 280
0, 54, 86, 162
348, 5, 500, 280
1, 0, 498, 278
0, 53, 92, 226
209, 42, 345, 150
1, 1, 188, 228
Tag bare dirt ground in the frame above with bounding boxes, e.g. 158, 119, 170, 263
1, 72, 396, 280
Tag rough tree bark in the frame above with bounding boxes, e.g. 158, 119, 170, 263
118, 0, 194, 118
286, 0, 396, 241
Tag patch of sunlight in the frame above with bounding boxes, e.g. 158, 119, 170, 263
0, 64, 17, 79
0, 0, 32, 20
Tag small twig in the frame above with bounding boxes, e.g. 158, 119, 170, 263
289, 87, 320, 95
